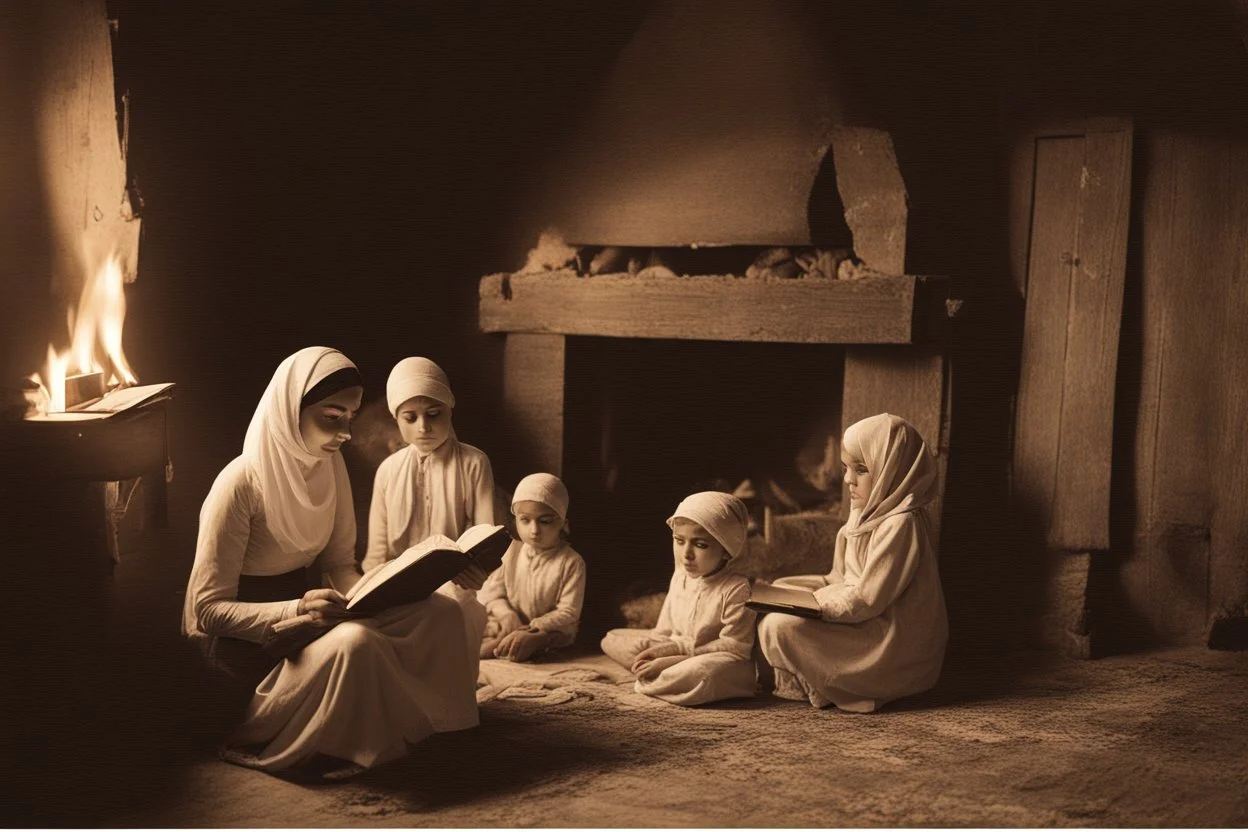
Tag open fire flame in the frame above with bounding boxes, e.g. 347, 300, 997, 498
29, 252, 137, 414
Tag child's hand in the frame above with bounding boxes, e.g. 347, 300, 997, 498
497, 611, 525, 637
633, 654, 684, 682
451, 563, 489, 591
494, 628, 547, 662
632, 642, 680, 665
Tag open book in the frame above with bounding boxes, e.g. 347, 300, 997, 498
746, 583, 823, 619
262, 524, 511, 657
345, 524, 510, 616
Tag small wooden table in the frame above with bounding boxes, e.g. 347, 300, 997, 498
0, 396, 173, 563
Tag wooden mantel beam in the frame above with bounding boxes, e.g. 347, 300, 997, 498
479, 271, 952, 345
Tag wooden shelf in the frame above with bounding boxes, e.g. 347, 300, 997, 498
479, 270, 953, 344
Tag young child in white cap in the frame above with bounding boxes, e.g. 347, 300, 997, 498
477, 473, 586, 662
600, 491, 758, 706
362, 357, 496, 662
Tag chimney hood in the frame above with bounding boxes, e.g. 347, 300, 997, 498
537, 0, 853, 249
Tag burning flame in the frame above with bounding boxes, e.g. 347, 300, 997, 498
31, 252, 138, 414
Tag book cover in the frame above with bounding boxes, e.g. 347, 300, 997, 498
746, 583, 823, 619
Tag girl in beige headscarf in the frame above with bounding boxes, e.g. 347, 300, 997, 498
362, 356, 496, 668
477, 473, 587, 662
601, 491, 758, 706
757, 413, 949, 712
183, 347, 480, 778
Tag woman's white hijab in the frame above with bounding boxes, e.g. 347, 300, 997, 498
243, 346, 358, 554
842, 413, 937, 538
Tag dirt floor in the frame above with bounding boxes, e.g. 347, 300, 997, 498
3, 477, 1245, 828
89, 644, 1248, 828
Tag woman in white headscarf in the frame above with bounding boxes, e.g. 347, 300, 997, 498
601, 491, 758, 706
757, 413, 948, 713
182, 347, 480, 777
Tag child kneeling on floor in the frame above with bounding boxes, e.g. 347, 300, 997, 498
478, 473, 587, 662
601, 491, 757, 706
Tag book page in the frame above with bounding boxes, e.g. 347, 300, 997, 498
82, 382, 176, 413
345, 533, 459, 603
749, 583, 821, 613
456, 523, 505, 552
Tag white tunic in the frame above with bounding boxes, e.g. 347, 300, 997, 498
758, 510, 948, 712
478, 540, 586, 643
361, 437, 495, 672
601, 568, 757, 706
361, 439, 496, 572
183, 456, 480, 771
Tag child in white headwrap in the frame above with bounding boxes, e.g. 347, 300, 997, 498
600, 491, 758, 706
362, 357, 496, 668
477, 473, 587, 662
362, 356, 496, 571
757, 413, 948, 712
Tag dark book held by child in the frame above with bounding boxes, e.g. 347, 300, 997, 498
263, 524, 510, 657
746, 583, 823, 619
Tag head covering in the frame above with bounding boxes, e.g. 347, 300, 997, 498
666, 491, 750, 559
512, 473, 570, 521
841, 412, 937, 538
300, 366, 363, 412
386, 357, 455, 417
242, 346, 357, 554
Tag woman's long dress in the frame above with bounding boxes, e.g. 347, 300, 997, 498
183, 456, 482, 770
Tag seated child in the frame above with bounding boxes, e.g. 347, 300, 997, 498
601, 491, 757, 706
757, 413, 948, 712
362, 357, 496, 659
478, 473, 586, 662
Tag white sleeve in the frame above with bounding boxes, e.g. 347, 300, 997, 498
814, 515, 923, 624
188, 468, 300, 642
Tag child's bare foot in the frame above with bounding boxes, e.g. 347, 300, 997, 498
479, 638, 500, 660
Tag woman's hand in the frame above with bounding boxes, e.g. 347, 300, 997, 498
451, 563, 489, 591
296, 588, 349, 623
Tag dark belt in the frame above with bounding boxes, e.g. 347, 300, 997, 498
236, 568, 311, 603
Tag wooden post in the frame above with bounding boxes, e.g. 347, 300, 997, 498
502, 333, 566, 478
842, 346, 951, 545
1009, 119, 1133, 656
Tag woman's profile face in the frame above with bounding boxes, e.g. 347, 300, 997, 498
299, 386, 363, 457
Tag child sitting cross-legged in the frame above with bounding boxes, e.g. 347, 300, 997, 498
600, 491, 757, 706
477, 473, 586, 662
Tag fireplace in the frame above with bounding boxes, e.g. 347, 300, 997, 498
480, 130, 957, 629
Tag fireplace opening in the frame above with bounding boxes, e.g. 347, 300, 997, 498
562, 335, 844, 631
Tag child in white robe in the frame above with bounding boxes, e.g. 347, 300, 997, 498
361, 357, 495, 662
477, 473, 586, 661
182, 347, 481, 777
601, 491, 757, 706
757, 412, 949, 713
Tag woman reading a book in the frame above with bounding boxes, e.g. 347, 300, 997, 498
757, 413, 948, 713
181, 346, 482, 778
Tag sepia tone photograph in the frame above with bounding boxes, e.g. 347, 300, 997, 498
1, 0, 1246, 827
